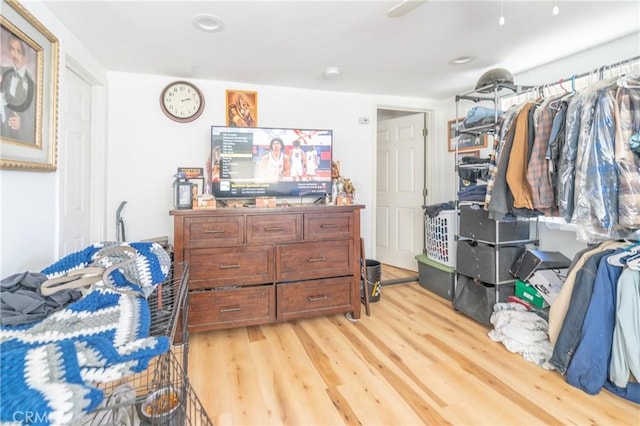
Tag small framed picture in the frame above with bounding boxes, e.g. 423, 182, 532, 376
176, 181, 193, 209
188, 177, 204, 196
226, 89, 257, 127
447, 118, 489, 152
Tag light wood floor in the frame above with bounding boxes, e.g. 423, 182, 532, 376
187, 265, 639, 425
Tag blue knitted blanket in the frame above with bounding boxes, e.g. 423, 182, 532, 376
0, 242, 172, 425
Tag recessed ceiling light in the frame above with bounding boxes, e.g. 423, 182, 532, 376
193, 13, 224, 32
323, 67, 341, 79
450, 56, 474, 65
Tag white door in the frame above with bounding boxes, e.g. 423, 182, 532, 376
59, 68, 92, 255
376, 112, 426, 271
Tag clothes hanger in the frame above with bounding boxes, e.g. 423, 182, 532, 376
606, 250, 637, 267
606, 242, 640, 267
556, 75, 577, 101
617, 74, 640, 89
626, 253, 640, 271
529, 87, 539, 102
558, 78, 568, 94
548, 80, 568, 110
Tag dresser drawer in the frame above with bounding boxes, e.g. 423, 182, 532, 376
188, 286, 275, 331
247, 213, 302, 244
276, 240, 353, 281
304, 212, 352, 241
187, 245, 274, 289
186, 216, 244, 246
277, 276, 352, 321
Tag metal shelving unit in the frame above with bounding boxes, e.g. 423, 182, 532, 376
452, 83, 539, 325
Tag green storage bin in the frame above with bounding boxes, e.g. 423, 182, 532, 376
415, 254, 455, 300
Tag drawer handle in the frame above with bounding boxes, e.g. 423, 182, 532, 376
219, 306, 241, 313
320, 224, 339, 228
264, 226, 284, 231
219, 264, 241, 269
203, 230, 225, 234
306, 257, 326, 263
307, 295, 328, 302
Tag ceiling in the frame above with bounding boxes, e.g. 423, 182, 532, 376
41, 0, 640, 100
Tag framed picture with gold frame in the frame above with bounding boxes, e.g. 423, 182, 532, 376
226, 89, 257, 127
447, 118, 489, 152
1, 0, 59, 171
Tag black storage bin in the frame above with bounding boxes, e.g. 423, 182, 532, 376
453, 274, 515, 326
459, 204, 530, 243
456, 239, 525, 284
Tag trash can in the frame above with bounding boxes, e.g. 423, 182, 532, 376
361, 259, 381, 302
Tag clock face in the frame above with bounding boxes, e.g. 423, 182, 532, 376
160, 81, 205, 123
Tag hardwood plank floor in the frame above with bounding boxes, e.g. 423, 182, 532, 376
187, 265, 638, 425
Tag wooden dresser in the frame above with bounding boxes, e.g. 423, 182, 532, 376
170, 205, 364, 332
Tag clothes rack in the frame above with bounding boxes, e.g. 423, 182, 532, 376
503, 56, 640, 107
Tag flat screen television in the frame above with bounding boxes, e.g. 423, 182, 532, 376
211, 126, 333, 199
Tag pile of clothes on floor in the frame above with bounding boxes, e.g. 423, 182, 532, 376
0, 241, 172, 425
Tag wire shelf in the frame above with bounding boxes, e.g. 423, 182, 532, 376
80, 261, 214, 425
147, 261, 189, 345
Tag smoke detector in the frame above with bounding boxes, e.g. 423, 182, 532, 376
323, 67, 341, 80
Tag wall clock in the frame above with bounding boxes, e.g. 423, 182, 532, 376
160, 81, 205, 123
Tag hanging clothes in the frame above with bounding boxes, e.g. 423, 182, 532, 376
548, 240, 626, 345
573, 83, 620, 241
614, 76, 640, 229
549, 249, 616, 374
506, 102, 537, 210
546, 95, 570, 208
484, 59, 639, 243
484, 103, 523, 220
527, 95, 563, 216
565, 256, 640, 403
609, 266, 640, 389
557, 90, 586, 222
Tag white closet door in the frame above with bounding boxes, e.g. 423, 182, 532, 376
376, 112, 426, 272
59, 68, 92, 255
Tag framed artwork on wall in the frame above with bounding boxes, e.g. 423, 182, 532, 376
0, 0, 59, 171
447, 118, 489, 152
226, 89, 257, 127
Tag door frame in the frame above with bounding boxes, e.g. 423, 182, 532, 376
372, 105, 434, 264
56, 56, 107, 258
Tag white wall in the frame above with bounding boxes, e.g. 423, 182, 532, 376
0, 1, 107, 277
1, 2, 637, 277
105, 72, 442, 258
